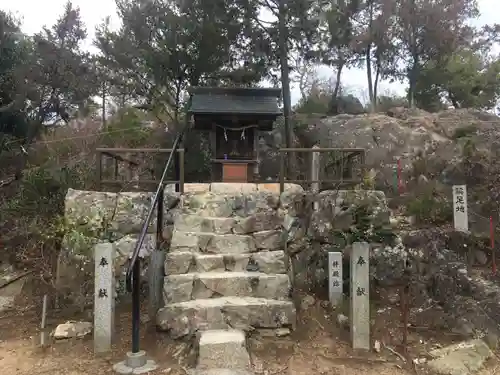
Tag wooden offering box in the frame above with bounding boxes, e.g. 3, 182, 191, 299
222, 162, 249, 182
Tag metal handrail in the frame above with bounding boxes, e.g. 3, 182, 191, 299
124, 125, 187, 353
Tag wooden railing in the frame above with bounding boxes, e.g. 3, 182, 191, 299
96, 147, 185, 193
278, 147, 366, 193
96, 146, 365, 194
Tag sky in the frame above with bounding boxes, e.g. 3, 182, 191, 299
1, 0, 499, 104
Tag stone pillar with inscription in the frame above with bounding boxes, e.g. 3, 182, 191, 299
452, 185, 468, 232
328, 252, 343, 306
311, 145, 320, 211
94, 242, 115, 354
350, 242, 370, 350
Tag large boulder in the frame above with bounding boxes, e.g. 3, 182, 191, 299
258, 108, 500, 189
307, 112, 455, 187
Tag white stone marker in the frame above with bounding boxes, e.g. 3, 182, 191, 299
311, 145, 320, 211
328, 252, 343, 306
350, 242, 370, 350
453, 185, 468, 232
94, 242, 115, 354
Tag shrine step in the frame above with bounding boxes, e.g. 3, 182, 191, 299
170, 231, 255, 254
174, 213, 282, 235
170, 230, 282, 253
196, 329, 251, 371
164, 271, 291, 304
180, 191, 278, 218
175, 215, 238, 234
156, 296, 296, 338
176, 182, 302, 195
165, 250, 286, 275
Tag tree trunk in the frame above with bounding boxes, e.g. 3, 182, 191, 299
366, 48, 374, 112
373, 61, 381, 107
408, 0, 418, 108
448, 90, 460, 109
333, 63, 344, 98
101, 83, 107, 128
408, 54, 418, 108
330, 62, 344, 114
278, 0, 295, 177
366, 0, 375, 111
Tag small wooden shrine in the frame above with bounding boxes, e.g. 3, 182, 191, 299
187, 87, 282, 182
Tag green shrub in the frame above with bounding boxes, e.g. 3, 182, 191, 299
406, 185, 453, 225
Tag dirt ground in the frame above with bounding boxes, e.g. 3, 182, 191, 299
0, 280, 498, 375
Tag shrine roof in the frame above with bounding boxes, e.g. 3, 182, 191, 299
188, 87, 282, 116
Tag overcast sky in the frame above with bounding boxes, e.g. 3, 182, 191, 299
1, 0, 498, 104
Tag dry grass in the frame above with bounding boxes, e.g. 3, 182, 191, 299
0, 112, 167, 302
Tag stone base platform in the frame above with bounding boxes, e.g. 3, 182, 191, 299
113, 350, 158, 374
167, 182, 303, 194
157, 296, 296, 338
196, 329, 251, 371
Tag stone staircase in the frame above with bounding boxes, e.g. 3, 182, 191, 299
156, 186, 297, 374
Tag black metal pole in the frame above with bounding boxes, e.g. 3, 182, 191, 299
132, 259, 141, 353
157, 189, 164, 244
174, 150, 180, 193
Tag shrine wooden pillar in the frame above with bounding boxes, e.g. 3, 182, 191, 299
210, 122, 216, 182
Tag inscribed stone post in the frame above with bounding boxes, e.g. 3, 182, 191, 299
350, 242, 370, 350
94, 242, 115, 354
328, 252, 343, 306
311, 145, 320, 210
148, 250, 165, 320
452, 185, 468, 232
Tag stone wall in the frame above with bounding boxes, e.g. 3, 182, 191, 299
280, 189, 391, 294
62, 185, 391, 306
62, 184, 500, 340
61, 188, 180, 304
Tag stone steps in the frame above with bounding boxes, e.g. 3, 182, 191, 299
170, 231, 255, 253
156, 296, 296, 338
175, 215, 237, 234
179, 189, 287, 218
164, 271, 291, 304
159, 186, 297, 372
170, 230, 282, 253
175, 213, 282, 235
197, 330, 251, 371
165, 250, 286, 275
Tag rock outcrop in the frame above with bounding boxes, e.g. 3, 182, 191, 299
260, 108, 500, 190
309, 109, 499, 186
370, 227, 500, 340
